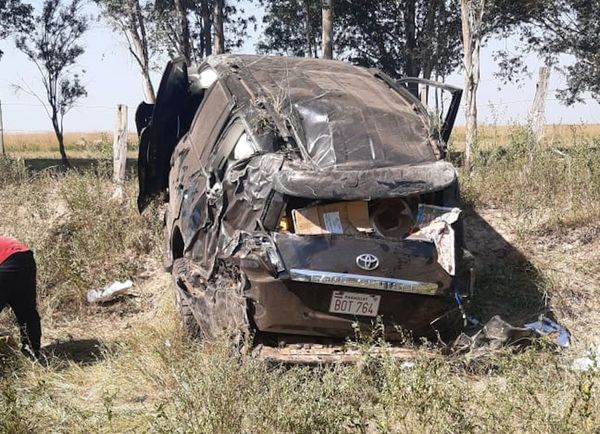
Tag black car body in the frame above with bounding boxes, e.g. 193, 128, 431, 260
137, 55, 473, 342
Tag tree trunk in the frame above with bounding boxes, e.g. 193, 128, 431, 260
420, 65, 433, 106
133, 0, 155, 103
174, 0, 191, 62
213, 0, 224, 54
202, 0, 212, 57
404, 0, 419, 96
460, 0, 484, 173
125, 0, 155, 103
304, 0, 313, 57
51, 111, 69, 167
463, 72, 478, 172
419, 0, 439, 105
141, 70, 155, 103
321, 0, 333, 59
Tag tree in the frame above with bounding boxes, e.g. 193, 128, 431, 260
259, 0, 463, 96
201, 0, 211, 57
340, 1, 462, 95
213, 0, 224, 54
460, 0, 485, 172
458, 0, 555, 172
174, 0, 192, 61
0, 0, 33, 60
15, 0, 88, 167
321, 0, 333, 59
150, 0, 254, 61
95, 0, 156, 103
493, 0, 600, 105
258, 0, 321, 57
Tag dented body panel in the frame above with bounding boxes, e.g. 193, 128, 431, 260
137, 54, 471, 341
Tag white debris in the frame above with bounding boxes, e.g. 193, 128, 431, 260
400, 361, 416, 370
408, 205, 461, 275
86, 280, 133, 303
572, 343, 600, 371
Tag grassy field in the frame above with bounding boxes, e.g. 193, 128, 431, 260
449, 123, 600, 151
2, 131, 139, 160
0, 126, 599, 433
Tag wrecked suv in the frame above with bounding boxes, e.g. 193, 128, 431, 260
137, 55, 473, 344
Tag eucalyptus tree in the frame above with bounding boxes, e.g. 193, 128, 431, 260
259, 0, 462, 96
150, 0, 255, 62
321, 0, 333, 59
96, 0, 156, 102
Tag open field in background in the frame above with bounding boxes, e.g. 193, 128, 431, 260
0, 125, 599, 432
2, 131, 139, 160
3, 123, 600, 155
449, 123, 600, 151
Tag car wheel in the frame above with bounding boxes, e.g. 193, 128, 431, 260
171, 258, 251, 349
172, 258, 203, 339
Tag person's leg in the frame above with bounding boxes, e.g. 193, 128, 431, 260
2, 252, 41, 357
0, 273, 9, 311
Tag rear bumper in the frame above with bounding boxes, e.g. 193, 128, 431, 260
244, 272, 463, 340
241, 233, 469, 340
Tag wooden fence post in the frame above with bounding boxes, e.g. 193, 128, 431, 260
113, 104, 128, 198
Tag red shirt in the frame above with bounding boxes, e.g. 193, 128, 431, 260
0, 237, 30, 265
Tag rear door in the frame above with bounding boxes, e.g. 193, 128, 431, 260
138, 58, 189, 211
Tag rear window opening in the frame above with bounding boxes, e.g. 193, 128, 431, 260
276, 192, 456, 240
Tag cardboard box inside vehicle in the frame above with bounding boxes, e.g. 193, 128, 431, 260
291, 201, 372, 235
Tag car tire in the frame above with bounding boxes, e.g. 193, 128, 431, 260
175, 286, 203, 339
172, 258, 203, 339
171, 258, 251, 349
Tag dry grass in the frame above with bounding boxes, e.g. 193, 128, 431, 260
0, 159, 162, 316
449, 123, 600, 151
0, 126, 599, 433
3, 131, 138, 159
459, 134, 600, 229
1, 299, 598, 433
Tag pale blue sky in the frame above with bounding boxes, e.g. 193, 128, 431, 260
0, 1, 598, 133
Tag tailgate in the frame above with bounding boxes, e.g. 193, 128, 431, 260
272, 233, 452, 296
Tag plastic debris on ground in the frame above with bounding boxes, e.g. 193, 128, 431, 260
572, 343, 600, 371
524, 316, 570, 348
451, 315, 571, 356
86, 280, 134, 303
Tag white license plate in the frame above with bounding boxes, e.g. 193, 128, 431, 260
329, 291, 381, 317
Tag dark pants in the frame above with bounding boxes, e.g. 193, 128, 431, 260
0, 251, 41, 357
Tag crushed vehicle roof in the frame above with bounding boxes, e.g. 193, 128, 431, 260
205, 55, 441, 170
138, 55, 461, 210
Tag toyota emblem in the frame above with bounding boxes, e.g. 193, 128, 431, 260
356, 253, 380, 271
